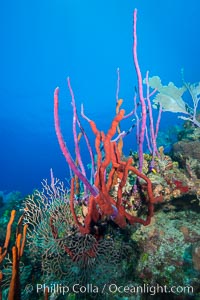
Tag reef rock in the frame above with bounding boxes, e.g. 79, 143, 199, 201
172, 140, 200, 161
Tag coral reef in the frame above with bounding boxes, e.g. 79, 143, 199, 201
1, 8, 200, 300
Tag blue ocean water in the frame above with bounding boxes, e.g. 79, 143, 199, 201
1, 0, 200, 196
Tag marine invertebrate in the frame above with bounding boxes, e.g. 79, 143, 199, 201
148, 74, 200, 128
53, 9, 156, 237
0, 210, 27, 300
23, 178, 134, 287
54, 86, 155, 236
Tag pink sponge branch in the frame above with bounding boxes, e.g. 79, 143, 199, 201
54, 87, 99, 197
67, 78, 95, 185
67, 77, 86, 179
67, 77, 88, 198
133, 8, 147, 172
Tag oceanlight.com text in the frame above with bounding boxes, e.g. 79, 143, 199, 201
33, 283, 194, 296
